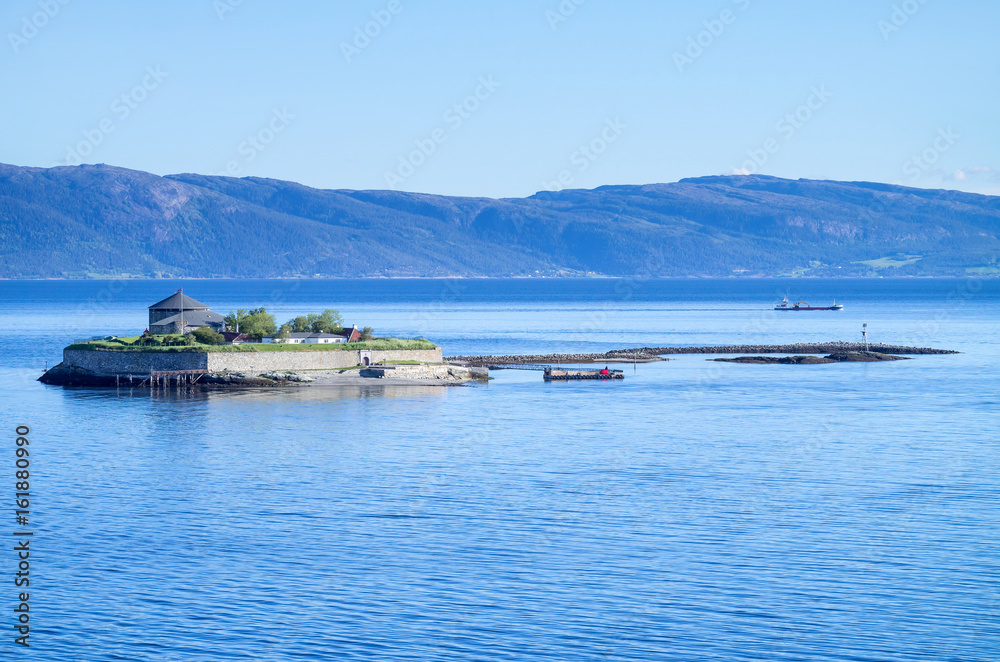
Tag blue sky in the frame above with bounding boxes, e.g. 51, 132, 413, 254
3, 0, 998, 197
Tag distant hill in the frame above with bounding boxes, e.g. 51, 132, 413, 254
1, 163, 998, 278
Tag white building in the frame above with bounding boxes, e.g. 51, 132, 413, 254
262, 332, 347, 345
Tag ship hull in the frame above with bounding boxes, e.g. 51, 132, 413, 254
775, 306, 843, 311
543, 369, 624, 381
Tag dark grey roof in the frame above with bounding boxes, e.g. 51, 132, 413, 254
149, 292, 211, 311
152, 310, 225, 326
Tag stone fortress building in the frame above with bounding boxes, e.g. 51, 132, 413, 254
148, 291, 226, 335
38, 291, 464, 386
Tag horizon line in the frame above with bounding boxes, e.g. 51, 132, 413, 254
3, 161, 997, 200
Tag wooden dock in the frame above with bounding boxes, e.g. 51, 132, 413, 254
138, 370, 207, 386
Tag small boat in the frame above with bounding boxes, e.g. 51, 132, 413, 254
543, 367, 624, 381
775, 297, 843, 311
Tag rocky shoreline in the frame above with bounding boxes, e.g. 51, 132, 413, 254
447, 342, 956, 366
714, 352, 911, 365
41, 341, 955, 385
38, 363, 484, 388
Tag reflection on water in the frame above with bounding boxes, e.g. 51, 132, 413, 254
58, 383, 453, 403
2, 279, 998, 661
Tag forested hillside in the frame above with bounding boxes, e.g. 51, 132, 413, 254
1, 163, 997, 278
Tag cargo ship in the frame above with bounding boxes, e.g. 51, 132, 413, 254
775, 297, 843, 311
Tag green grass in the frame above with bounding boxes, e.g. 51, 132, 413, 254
67, 336, 438, 353
856, 255, 923, 268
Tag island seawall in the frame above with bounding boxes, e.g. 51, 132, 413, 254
42, 347, 444, 385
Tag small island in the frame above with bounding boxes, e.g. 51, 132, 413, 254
40, 293, 958, 387
40, 292, 482, 387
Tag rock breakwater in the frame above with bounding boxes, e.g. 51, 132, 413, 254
447, 342, 955, 366
714, 352, 911, 365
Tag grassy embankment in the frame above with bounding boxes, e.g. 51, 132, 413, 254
67, 336, 437, 353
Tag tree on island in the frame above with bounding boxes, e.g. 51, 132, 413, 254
235, 308, 277, 340
192, 327, 225, 345
158, 334, 195, 346
275, 323, 292, 342
287, 309, 343, 334
224, 309, 249, 333
360, 326, 374, 341
137, 331, 161, 346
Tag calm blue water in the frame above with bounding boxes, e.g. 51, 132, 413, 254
1, 279, 997, 660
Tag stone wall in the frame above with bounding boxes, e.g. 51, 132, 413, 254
63, 349, 208, 375
361, 364, 477, 381
206, 348, 443, 374
367, 349, 444, 364
62, 347, 443, 376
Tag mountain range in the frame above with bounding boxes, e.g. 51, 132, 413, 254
2, 162, 998, 278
